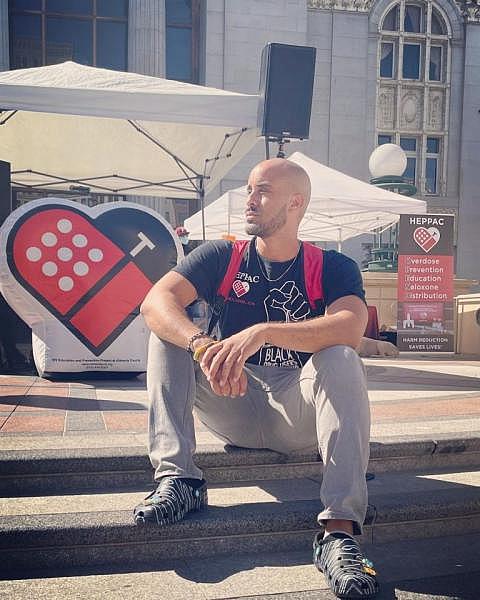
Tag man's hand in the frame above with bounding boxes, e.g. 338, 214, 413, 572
357, 337, 399, 357
200, 325, 266, 396
202, 369, 248, 398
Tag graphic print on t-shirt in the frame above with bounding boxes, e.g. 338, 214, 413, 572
233, 279, 250, 297
260, 280, 311, 368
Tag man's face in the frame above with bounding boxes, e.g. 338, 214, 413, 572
244, 166, 290, 238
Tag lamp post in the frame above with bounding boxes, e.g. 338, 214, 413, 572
367, 144, 417, 272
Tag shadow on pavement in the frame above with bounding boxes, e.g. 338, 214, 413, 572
366, 364, 480, 391
386, 571, 480, 600
0, 394, 146, 411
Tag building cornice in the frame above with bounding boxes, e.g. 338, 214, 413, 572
307, 0, 480, 22
308, 0, 372, 11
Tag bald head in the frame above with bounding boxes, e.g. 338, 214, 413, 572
245, 158, 311, 239
250, 158, 311, 219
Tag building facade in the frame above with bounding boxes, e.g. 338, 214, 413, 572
0, 0, 479, 280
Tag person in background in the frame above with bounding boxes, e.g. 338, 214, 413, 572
175, 226, 192, 255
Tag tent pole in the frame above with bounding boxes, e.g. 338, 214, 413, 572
199, 176, 206, 242
227, 192, 231, 235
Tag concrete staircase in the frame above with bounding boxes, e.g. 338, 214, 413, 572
1, 435, 480, 580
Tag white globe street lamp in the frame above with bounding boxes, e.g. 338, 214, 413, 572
368, 143, 417, 196
366, 144, 417, 272
369, 143, 407, 179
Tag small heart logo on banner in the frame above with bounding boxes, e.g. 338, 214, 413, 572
413, 227, 440, 253
233, 280, 250, 297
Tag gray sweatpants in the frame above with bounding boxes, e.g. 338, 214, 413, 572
147, 334, 371, 534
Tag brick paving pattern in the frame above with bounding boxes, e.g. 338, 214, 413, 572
1, 359, 480, 438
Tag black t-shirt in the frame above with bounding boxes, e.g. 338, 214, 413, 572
174, 239, 365, 368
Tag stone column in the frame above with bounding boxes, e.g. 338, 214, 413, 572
127, 1, 166, 211
128, 0, 165, 76
457, 22, 480, 280
0, 0, 9, 71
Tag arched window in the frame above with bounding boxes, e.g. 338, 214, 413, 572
376, 0, 450, 195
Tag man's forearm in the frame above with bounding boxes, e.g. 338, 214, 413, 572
256, 311, 365, 354
141, 293, 206, 350
140, 271, 214, 351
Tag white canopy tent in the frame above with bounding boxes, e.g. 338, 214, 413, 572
185, 151, 427, 244
0, 61, 259, 198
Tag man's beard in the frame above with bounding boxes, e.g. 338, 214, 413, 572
245, 205, 287, 238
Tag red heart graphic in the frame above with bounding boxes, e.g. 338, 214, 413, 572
413, 227, 439, 253
7, 205, 167, 355
233, 279, 250, 297
13, 209, 124, 315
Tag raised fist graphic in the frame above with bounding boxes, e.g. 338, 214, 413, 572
264, 281, 310, 323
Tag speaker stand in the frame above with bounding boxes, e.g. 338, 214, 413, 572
265, 136, 290, 160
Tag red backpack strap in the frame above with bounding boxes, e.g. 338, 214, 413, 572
208, 239, 250, 336
217, 239, 250, 299
302, 242, 324, 310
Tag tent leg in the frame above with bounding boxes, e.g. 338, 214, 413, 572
199, 177, 206, 242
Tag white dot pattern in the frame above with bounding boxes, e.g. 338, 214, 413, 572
42, 261, 58, 277
73, 234, 88, 248
41, 232, 57, 247
73, 261, 89, 276
59, 276, 74, 292
26, 247, 42, 262
57, 247, 73, 262
88, 248, 103, 262
57, 219, 72, 233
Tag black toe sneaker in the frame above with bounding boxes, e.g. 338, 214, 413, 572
313, 532, 379, 599
134, 476, 208, 526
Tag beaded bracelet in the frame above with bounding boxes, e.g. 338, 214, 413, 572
186, 330, 210, 354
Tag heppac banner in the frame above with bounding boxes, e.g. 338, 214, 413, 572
397, 214, 454, 352
0, 198, 182, 376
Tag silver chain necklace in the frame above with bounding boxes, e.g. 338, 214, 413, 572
255, 242, 302, 283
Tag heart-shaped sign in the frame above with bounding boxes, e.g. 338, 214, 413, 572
233, 279, 250, 297
413, 226, 440, 253
2, 200, 179, 356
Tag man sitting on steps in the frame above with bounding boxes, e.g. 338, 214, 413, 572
135, 158, 379, 599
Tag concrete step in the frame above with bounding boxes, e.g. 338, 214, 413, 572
1, 434, 479, 495
1, 467, 479, 576
2, 532, 479, 600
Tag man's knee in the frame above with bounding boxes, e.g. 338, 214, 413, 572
312, 344, 364, 372
148, 335, 189, 365
308, 344, 367, 394
308, 345, 370, 426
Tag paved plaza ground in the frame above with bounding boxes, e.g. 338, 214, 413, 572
1, 356, 480, 446
1, 355, 479, 600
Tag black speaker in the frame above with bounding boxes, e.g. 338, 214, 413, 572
257, 43, 316, 140
0, 160, 11, 226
